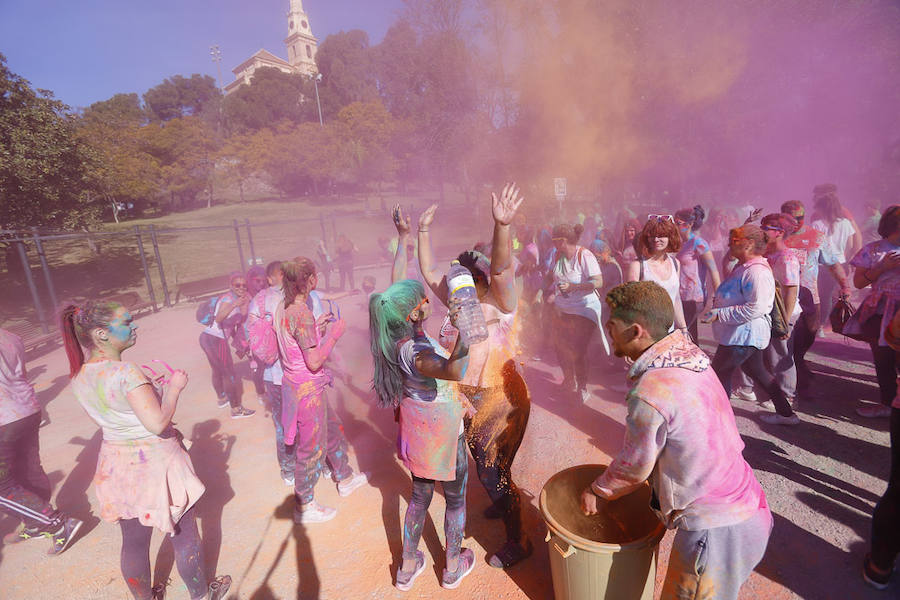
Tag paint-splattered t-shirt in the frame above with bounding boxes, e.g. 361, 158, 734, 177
399, 334, 452, 403
0, 329, 39, 427
850, 239, 900, 347
71, 360, 155, 441
275, 300, 330, 388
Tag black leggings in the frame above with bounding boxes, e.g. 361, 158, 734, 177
682, 300, 700, 343
120, 507, 206, 600
553, 310, 595, 390
871, 408, 900, 569
870, 342, 900, 407
461, 361, 531, 544
711, 344, 794, 417
402, 435, 467, 566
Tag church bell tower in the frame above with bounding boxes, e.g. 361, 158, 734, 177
285, 0, 318, 75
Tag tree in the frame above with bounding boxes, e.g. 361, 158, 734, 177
218, 130, 270, 202
335, 101, 398, 187
315, 30, 379, 116
0, 54, 103, 230
222, 67, 311, 133
142, 117, 221, 208
143, 74, 221, 122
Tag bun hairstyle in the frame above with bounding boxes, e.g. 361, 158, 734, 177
674, 205, 706, 232
457, 249, 491, 283
733, 224, 768, 254
60, 301, 121, 378
282, 258, 317, 308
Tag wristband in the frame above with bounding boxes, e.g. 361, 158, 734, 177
418, 229, 429, 233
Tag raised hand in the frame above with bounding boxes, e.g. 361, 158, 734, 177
392, 204, 411, 236
169, 369, 189, 392
492, 182, 524, 226
419, 203, 438, 231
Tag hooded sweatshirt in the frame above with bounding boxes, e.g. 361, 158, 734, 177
592, 330, 767, 531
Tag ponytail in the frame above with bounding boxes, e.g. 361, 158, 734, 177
691, 205, 706, 231
59, 300, 121, 378
282, 258, 316, 309
368, 280, 423, 409
61, 304, 85, 378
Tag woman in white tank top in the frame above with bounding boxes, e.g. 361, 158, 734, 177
626, 216, 688, 330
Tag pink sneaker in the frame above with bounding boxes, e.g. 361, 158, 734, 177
856, 404, 892, 418
337, 472, 369, 497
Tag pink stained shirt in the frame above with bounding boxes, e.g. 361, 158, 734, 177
592, 330, 767, 531
274, 299, 331, 390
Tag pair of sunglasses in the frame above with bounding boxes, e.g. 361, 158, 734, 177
406, 296, 430, 321
648, 214, 675, 223
141, 359, 175, 387
761, 225, 783, 232
325, 299, 341, 321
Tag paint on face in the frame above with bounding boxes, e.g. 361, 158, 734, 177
107, 307, 137, 347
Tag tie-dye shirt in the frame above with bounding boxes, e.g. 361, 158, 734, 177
676, 233, 711, 303
0, 329, 39, 427
70, 360, 155, 441
592, 330, 766, 531
711, 257, 775, 350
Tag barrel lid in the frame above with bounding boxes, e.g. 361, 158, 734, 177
539, 464, 665, 552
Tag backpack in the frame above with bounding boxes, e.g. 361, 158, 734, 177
195, 296, 219, 326
244, 293, 279, 366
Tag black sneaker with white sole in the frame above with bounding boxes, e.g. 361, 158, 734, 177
45, 517, 83, 555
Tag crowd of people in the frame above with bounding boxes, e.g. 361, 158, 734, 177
0, 181, 898, 598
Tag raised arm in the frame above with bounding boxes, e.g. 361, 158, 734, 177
414, 298, 469, 381
417, 204, 449, 306
391, 205, 412, 284
489, 183, 525, 313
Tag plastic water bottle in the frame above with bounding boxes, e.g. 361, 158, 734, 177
447, 260, 489, 345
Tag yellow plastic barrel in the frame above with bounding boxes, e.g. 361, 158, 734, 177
539, 464, 666, 600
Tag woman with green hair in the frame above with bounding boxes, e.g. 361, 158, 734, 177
369, 279, 474, 591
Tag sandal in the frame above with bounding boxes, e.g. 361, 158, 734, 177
488, 537, 533, 569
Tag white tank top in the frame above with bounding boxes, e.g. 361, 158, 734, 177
640, 255, 682, 309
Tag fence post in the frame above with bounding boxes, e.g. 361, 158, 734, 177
16, 241, 48, 333
133, 226, 158, 311
30, 227, 58, 311
233, 219, 246, 271
149, 225, 171, 307
244, 219, 257, 265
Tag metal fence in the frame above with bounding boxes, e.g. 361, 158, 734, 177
1, 202, 482, 332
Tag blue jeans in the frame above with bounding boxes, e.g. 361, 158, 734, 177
265, 382, 294, 478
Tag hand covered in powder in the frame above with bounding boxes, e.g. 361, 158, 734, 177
330, 318, 347, 340
392, 204, 411, 236
419, 204, 438, 230
492, 182, 524, 226
169, 370, 189, 392
580, 487, 600, 516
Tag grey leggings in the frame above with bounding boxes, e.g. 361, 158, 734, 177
119, 506, 206, 600
401, 435, 468, 566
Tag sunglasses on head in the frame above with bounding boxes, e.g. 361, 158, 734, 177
761, 225, 783, 232
406, 296, 430, 321
648, 214, 675, 223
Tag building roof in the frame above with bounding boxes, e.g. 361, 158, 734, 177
230, 49, 292, 75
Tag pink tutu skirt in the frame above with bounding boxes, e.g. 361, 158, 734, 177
93, 435, 205, 535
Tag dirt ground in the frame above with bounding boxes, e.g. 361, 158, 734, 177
0, 267, 894, 600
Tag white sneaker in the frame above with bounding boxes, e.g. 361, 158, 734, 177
337, 472, 369, 497
730, 387, 757, 403
283, 474, 295, 487
295, 501, 337, 524
759, 412, 801, 426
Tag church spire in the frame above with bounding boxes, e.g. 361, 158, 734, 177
285, 0, 317, 75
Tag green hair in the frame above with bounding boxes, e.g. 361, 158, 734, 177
369, 279, 426, 408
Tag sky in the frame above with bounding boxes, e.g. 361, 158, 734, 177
0, 0, 404, 109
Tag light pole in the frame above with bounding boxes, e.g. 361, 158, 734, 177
311, 72, 324, 127
209, 45, 223, 93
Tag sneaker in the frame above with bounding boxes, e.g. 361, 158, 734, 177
207, 575, 232, 600
282, 473, 295, 487
790, 397, 800, 412
395, 550, 427, 591
857, 404, 892, 418
151, 579, 169, 600
817, 328, 826, 338
321, 465, 333, 481
442, 547, 476, 589
730, 387, 757, 403
2, 524, 40, 544
45, 517, 83, 555
759, 413, 801, 426
578, 387, 590, 404
337, 472, 369, 497
488, 537, 534, 569
863, 553, 892, 590
230, 406, 256, 419
294, 501, 337, 524
216, 397, 229, 409
257, 394, 268, 407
